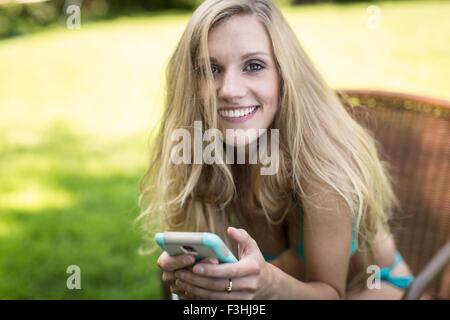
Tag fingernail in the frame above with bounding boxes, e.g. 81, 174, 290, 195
193, 265, 204, 274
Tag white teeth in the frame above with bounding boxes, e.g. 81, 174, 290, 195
219, 106, 257, 118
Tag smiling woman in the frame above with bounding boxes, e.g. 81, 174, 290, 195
207, 14, 280, 138
137, 0, 415, 300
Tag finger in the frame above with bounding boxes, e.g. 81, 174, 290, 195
173, 287, 198, 300
227, 227, 259, 258
183, 257, 218, 273
170, 284, 185, 295
157, 251, 196, 272
191, 259, 260, 278
199, 257, 219, 264
175, 270, 229, 291
176, 279, 252, 300
175, 270, 259, 292
162, 271, 176, 283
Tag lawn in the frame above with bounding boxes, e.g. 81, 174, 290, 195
0, 1, 449, 299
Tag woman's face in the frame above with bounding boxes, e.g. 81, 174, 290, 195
207, 14, 280, 145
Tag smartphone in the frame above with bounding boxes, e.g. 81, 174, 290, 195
154, 232, 238, 263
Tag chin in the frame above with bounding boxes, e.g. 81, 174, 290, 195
221, 126, 262, 148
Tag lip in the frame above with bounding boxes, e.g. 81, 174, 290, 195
218, 105, 260, 124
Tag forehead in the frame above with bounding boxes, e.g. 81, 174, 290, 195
207, 14, 272, 60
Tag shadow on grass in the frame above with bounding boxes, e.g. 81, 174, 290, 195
0, 122, 162, 299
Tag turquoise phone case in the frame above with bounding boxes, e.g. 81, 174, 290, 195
202, 233, 238, 263
154, 232, 238, 263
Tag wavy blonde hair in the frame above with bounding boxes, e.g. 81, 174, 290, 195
137, 0, 399, 262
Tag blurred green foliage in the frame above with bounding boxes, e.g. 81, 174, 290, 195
0, 0, 433, 38
0, 0, 203, 38
0, 1, 60, 38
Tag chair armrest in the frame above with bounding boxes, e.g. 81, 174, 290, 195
402, 241, 450, 300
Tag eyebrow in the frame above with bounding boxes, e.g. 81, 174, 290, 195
210, 51, 269, 62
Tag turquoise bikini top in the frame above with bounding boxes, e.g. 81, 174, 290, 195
263, 198, 358, 261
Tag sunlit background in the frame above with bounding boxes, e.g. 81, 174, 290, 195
0, 0, 449, 299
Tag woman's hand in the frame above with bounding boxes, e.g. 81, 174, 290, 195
157, 251, 196, 297
157, 250, 219, 299
173, 227, 275, 300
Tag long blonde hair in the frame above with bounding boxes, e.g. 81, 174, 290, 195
137, 0, 399, 260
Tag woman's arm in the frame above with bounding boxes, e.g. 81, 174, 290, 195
174, 231, 346, 300
268, 263, 341, 299
174, 210, 353, 300
268, 182, 352, 299
299, 181, 353, 299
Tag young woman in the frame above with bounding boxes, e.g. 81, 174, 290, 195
138, 0, 414, 299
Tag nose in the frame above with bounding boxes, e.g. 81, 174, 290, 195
217, 69, 247, 101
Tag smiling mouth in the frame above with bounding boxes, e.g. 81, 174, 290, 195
218, 105, 260, 118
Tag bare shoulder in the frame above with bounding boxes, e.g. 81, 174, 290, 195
300, 179, 353, 231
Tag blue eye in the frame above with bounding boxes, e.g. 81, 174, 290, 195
245, 63, 263, 72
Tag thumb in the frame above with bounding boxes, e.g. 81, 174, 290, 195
227, 227, 259, 259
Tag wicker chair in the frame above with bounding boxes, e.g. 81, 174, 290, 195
159, 90, 450, 300
338, 89, 450, 300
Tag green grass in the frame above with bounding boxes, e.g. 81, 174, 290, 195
0, 124, 162, 299
0, 1, 449, 299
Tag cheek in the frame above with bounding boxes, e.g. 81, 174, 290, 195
255, 75, 279, 127
258, 76, 279, 109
